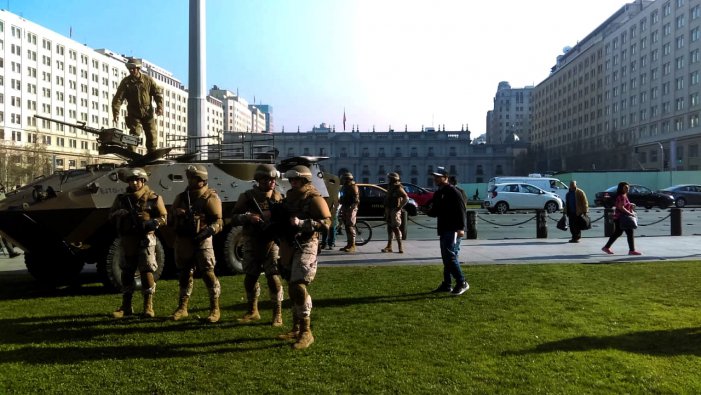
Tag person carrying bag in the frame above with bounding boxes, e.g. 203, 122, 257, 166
602, 182, 642, 255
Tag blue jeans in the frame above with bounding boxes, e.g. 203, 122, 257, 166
439, 231, 465, 285
325, 214, 337, 245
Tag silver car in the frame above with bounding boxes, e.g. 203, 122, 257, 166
484, 183, 563, 214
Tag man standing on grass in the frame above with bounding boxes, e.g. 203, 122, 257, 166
169, 165, 223, 323
109, 167, 167, 318
276, 165, 331, 349
427, 167, 469, 296
231, 164, 285, 327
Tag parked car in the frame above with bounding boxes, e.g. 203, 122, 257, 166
594, 184, 674, 209
344, 184, 418, 218
658, 184, 701, 208
377, 182, 434, 210
483, 183, 563, 214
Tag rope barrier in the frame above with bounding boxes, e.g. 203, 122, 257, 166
638, 212, 672, 227
476, 214, 537, 226
401, 209, 673, 231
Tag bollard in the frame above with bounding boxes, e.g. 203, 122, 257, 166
401, 209, 408, 240
603, 208, 614, 237
536, 209, 547, 238
670, 207, 682, 236
466, 210, 477, 239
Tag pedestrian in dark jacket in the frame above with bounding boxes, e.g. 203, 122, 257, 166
427, 167, 469, 296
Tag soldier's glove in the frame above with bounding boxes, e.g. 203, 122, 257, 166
301, 219, 318, 234
195, 226, 215, 243
142, 219, 159, 232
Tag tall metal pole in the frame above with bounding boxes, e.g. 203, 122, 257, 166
187, 0, 206, 155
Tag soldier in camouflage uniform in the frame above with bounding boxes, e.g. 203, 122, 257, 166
170, 165, 224, 323
382, 172, 408, 253
111, 57, 164, 154
338, 172, 359, 253
276, 165, 331, 350
231, 164, 285, 326
109, 167, 167, 319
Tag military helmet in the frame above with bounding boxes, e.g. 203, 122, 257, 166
254, 164, 279, 181
387, 172, 401, 182
118, 167, 149, 182
285, 165, 312, 182
186, 164, 208, 181
341, 172, 354, 182
125, 57, 143, 70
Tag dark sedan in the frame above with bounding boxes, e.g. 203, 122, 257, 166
659, 184, 701, 208
594, 184, 675, 209
346, 184, 418, 218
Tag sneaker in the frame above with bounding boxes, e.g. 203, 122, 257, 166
431, 283, 452, 293
628, 250, 642, 255
451, 281, 470, 296
601, 247, 614, 255
568, 239, 579, 243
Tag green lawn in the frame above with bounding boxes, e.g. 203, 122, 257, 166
1, 261, 700, 394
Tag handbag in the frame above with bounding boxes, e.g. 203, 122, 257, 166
556, 215, 568, 231
578, 213, 591, 230
619, 214, 638, 230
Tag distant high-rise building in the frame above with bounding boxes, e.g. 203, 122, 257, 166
209, 86, 262, 133
532, 0, 701, 172
486, 81, 533, 144
254, 104, 274, 133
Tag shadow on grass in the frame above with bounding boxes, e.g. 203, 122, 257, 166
0, 337, 287, 364
0, 272, 114, 301
313, 291, 440, 309
0, 312, 293, 363
505, 326, 701, 356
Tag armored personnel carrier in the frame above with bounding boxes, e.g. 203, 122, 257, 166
0, 117, 337, 290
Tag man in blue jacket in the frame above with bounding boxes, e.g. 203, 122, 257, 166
426, 167, 469, 296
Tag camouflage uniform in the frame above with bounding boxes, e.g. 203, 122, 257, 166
339, 173, 359, 253
231, 164, 285, 326
382, 173, 408, 253
170, 165, 224, 323
109, 167, 167, 318
111, 58, 164, 153
277, 165, 331, 350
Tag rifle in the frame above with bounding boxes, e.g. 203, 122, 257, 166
176, 191, 199, 238
121, 195, 150, 254
35, 115, 141, 147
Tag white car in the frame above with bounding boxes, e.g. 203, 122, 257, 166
483, 183, 563, 214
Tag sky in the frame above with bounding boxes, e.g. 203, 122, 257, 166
11, 0, 634, 134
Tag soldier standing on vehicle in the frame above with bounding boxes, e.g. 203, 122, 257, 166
111, 57, 164, 154
338, 172, 359, 253
170, 165, 224, 323
382, 172, 408, 253
276, 165, 331, 350
109, 168, 167, 319
231, 164, 285, 326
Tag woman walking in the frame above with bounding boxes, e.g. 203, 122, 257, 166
602, 182, 642, 255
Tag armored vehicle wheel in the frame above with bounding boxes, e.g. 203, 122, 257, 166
221, 226, 244, 274
101, 237, 165, 292
25, 251, 84, 287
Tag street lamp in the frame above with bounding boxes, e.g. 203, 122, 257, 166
657, 142, 664, 171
